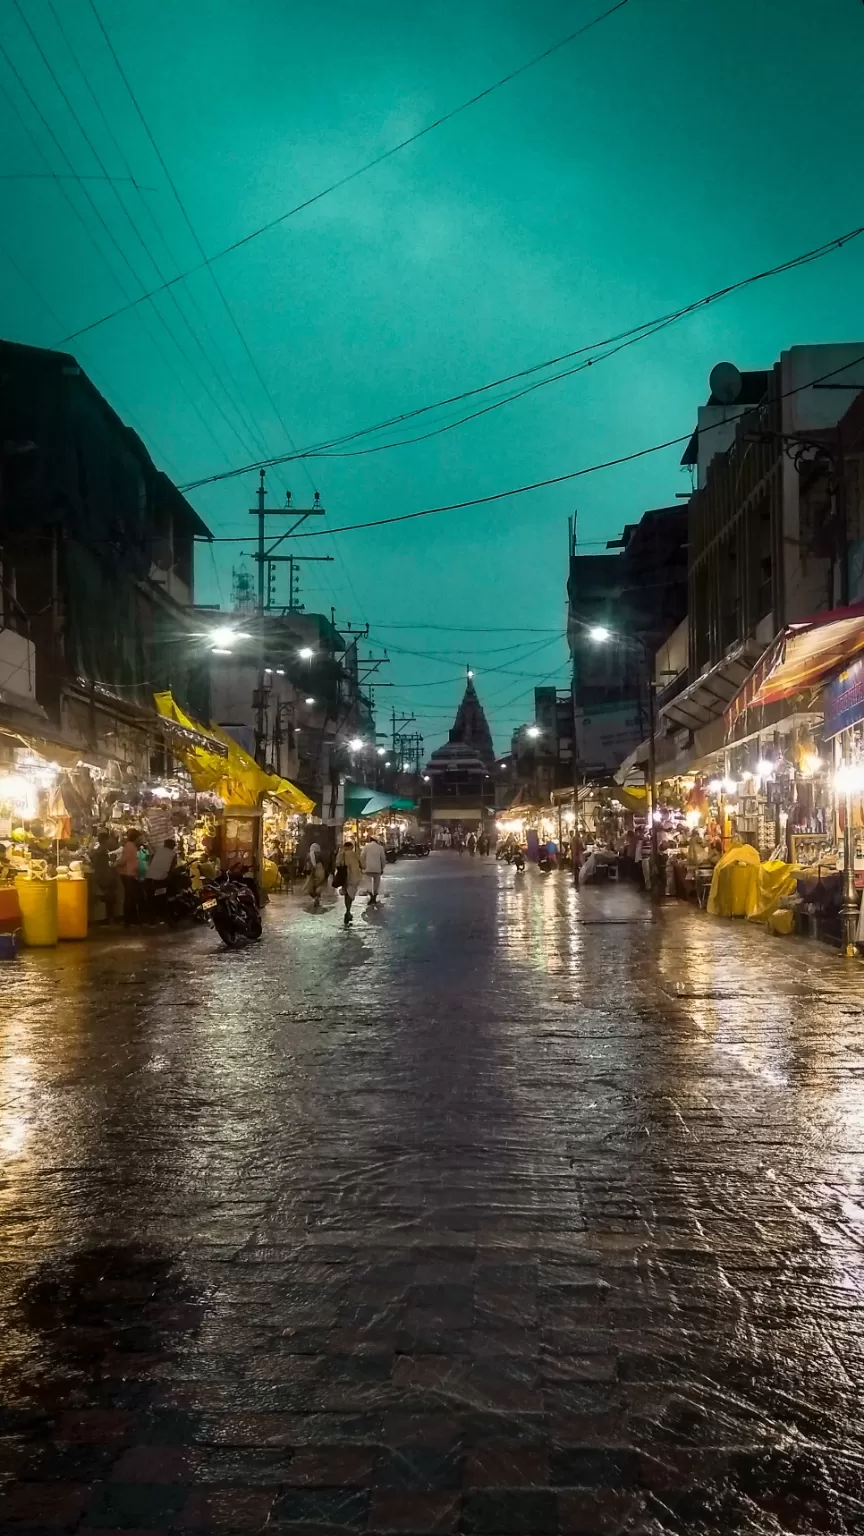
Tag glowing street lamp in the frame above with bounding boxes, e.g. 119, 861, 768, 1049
588, 624, 612, 644
349, 737, 364, 752
299, 646, 314, 660
526, 725, 541, 739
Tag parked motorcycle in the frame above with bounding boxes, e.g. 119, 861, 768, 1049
199, 875, 263, 948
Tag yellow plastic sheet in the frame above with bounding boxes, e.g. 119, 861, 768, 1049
707, 842, 760, 918
707, 845, 798, 927
153, 693, 314, 814
749, 860, 798, 924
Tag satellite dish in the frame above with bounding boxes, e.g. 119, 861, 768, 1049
709, 361, 743, 404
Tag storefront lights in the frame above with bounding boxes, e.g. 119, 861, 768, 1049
836, 763, 864, 795
305, 697, 315, 705
0, 773, 38, 819
685, 809, 702, 829
800, 752, 822, 777
756, 758, 774, 778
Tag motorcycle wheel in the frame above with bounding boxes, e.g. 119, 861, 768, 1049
212, 913, 247, 948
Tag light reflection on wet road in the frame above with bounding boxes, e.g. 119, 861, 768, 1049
2, 855, 864, 1533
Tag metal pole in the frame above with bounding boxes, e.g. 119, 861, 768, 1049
571, 671, 581, 882
255, 470, 266, 765
841, 749, 859, 955
647, 664, 659, 898
639, 635, 657, 897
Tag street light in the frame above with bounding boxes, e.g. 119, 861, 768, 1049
376, 747, 386, 757
305, 697, 315, 705
526, 725, 541, 739
589, 624, 660, 897
299, 646, 314, 660
349, 737, 364, 752
210, 625, 238, 647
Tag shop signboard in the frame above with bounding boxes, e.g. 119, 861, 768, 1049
824, 660, 864, 738
574, 702, 643, 775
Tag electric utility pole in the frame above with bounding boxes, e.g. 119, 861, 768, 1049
249, 470, 325, 765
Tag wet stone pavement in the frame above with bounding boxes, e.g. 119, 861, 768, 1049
2, 857, 864, 1534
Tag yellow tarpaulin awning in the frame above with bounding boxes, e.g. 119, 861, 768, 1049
153, 692, 314, 814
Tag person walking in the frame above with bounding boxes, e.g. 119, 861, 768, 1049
466, 832, 476, 857
118, 830, 143, 926
304, 839, 327, 909
335, 839, 363, 926
361, 835, 387, 905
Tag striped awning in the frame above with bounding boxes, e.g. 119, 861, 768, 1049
726, 602, 864, 730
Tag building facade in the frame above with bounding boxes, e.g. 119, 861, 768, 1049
0, 340, 210, 771
207, 610, 375, 811
567, 505, 688, 777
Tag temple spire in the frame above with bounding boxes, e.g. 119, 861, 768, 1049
449, 669, 495, 766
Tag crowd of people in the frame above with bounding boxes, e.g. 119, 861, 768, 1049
434, 829, 492, 855
304, 834, 388, 926
88, 828, 216, 925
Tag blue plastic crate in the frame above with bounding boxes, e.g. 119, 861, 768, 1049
0, 932, 20, 960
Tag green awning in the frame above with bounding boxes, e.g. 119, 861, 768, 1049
344, 786, 417, 818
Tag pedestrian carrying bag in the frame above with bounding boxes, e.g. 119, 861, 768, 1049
332, 863, 346, 889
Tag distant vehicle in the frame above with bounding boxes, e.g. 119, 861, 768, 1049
401, 837, 430, 858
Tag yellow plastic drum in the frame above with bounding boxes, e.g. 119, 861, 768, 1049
261, 858, 279, 893
57, 878, 88, 940
15, 879, 59, 947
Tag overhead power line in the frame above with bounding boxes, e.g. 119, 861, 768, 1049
194, 348, 864, 543
56, 1, 631, 346
178, 221, 864, 490
10, 0, 271, 467
84, 0, 308, 496
0, 39, 240, 472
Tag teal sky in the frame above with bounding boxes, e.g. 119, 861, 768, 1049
2, 0, 863, 753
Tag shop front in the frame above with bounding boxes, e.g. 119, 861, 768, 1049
704, 602, 864, 947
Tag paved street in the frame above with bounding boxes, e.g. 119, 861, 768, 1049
2, 855, 864, 1534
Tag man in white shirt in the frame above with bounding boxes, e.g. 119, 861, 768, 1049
144, 838, 177, 921
361, 837, 387, 905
